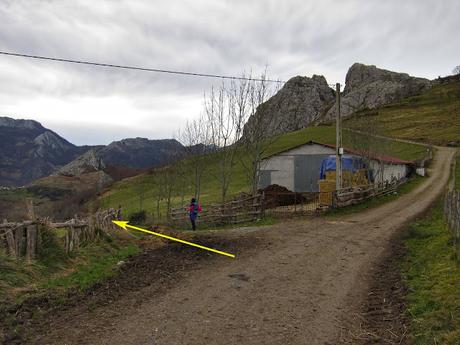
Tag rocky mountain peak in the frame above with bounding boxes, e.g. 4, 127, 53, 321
33, 131, 73, 152
243, 74, 335, 138
344, 63, 425, 93
324, 63, 431, 120
101, 137, 185, 168
0, 116, 44, 130
57, 149, 106, 177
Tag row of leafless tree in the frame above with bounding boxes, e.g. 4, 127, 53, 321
130, 72, 284, 222
175, 72, 282, 204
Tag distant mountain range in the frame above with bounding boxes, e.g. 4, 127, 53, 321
0, 116, 188, 186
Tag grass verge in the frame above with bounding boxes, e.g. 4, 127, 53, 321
402, 199, 460, 344
0, 230, 140, 301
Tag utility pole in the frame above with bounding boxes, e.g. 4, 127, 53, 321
335, 83, 343, 191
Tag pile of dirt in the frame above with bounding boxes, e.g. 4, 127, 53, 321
260, 184, 307, 207
0, 235, 260, 345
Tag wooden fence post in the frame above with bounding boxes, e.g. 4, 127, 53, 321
15, 226, 26, 257
26, 224, 37, 261
5, 228, 16, 258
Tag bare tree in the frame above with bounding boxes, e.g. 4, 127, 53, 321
176, 113, 211, 201
238, 72, 283, 196
205, 82, 247, 202
453, 65, 460, 75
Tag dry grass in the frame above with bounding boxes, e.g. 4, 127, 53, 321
345, 80, 460, 146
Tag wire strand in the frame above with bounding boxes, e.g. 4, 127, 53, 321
0, 51, 285, 83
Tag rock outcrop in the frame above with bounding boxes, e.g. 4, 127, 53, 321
243, 75, 335, 138
324, 63, 431, 120
57, 149, 106, 177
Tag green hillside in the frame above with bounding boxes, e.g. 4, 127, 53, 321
344, 80, 460, 146
97, 125, 427, 222
98, 77, 460, 222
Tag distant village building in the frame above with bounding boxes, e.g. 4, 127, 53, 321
258, 141, 413, 193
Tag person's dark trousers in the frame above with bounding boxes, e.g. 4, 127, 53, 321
190, 217, 196, 231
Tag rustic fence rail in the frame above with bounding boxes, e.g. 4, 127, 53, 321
170, 178, 410, 227
0, 209, 119, 260
262, 191, 323, 217
170, 194, 264, 226
335, 178, 407, 208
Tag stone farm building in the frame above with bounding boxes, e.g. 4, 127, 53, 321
258, 141, 413, 193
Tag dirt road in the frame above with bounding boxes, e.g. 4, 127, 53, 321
30, 147, 455, 345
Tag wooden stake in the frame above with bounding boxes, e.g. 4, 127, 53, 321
5, 228, 16, 258
26, 225, 37, 261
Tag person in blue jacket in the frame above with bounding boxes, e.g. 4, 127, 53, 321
188, 197, 202, 231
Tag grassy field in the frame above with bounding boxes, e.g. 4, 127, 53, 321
402, 199, 460, 344
97, 125, 427, 221
344, 80, 460, 146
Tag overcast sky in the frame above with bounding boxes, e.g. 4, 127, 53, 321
0, 0, 459, 145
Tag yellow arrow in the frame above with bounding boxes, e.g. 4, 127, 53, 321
112, 221, 235, 258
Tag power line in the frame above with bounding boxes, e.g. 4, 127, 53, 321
0, 50, 285, 83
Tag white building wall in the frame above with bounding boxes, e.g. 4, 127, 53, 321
259, 155, 295, 191
369, 160, 408, 183
260, 143, 410, 189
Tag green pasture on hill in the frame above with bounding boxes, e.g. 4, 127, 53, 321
99, 77, 460, 222
403, 200, 460, 344
97, 124, 427, 222
344, 80, 460, 146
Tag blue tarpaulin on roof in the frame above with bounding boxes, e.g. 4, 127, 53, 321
319, 155, 373, 181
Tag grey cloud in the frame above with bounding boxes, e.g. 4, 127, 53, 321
0, 0, 459, 144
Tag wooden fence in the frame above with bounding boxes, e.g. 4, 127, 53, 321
445, 190, 460, 257
170, 194, 264, 226
262, 191, 323, 217
335, 178, 407, 208
169, 178, 410, 227
0, 209, 119, 260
